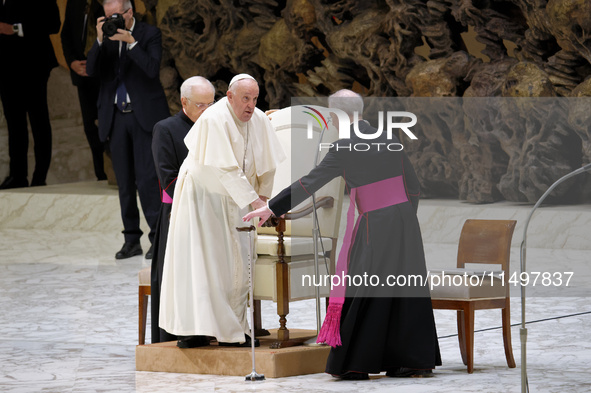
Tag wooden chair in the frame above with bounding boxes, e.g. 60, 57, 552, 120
138, 266, 151, 345
430, 219, 517, 373
254, 105, 345, 348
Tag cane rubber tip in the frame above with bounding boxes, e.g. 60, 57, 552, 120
245, 372, 265, 381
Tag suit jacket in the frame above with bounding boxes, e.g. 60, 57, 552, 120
86, 18, 170, 141
0, 0, 60, 75
151, 110, 192, 198
60, 0, 104, 86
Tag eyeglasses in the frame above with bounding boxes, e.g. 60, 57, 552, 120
106, 8, 131, 19
187, 98, 215, 110
106, 8, 131, 18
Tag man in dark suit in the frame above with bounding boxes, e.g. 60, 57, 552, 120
86, 0, 169, 259
61, 0, 107, 181
150, 76, 215, 344
0, 0, 61, 189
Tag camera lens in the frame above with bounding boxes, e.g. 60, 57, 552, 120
102, 13, 125, 38
102, 22, 117, 37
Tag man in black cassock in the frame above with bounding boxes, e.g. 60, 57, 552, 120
150, 76, 215, 344
244, 89, 441, 379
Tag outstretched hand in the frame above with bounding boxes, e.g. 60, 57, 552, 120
243, 205, 273, 227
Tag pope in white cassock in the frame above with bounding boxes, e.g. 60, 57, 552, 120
159, 74, 286, 346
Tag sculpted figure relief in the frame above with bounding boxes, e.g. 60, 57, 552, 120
148, 0, 591, 203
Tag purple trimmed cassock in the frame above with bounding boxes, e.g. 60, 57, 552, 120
268, 120, 442, 376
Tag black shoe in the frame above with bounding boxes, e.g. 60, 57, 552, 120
386, 367, 433, 378
219, 334, 260, 348
177, 336, 210, 348
145, 245, 154, 260
115, 242, 142, 259
0, 176, 28, 190
335, 371, 369, 380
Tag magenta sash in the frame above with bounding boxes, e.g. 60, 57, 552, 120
317, 176, 408, 347
161, 189, 173, 204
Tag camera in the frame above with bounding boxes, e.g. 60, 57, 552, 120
102, 13, 126, 38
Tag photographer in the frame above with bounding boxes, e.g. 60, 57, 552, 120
86, 0, 170, 260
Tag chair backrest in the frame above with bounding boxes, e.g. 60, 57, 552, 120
457, 219, 516, 279
258, 105, 345, 239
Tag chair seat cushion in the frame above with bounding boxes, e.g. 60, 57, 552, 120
256, 235, 333, 256
429, 269, 505, 299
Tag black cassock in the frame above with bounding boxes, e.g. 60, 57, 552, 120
269, 120, 442, 375
150, 110, 192, 343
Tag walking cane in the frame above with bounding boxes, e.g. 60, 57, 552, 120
236, 225, 265, 382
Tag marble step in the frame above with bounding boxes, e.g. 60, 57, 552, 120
0, 181, 148, 235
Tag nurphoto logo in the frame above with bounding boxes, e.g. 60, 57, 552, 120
303, 105, 418, 151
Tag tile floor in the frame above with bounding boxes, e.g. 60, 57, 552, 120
0, 183, 590, 392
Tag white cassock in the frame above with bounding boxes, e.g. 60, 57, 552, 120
159, 97, 285, 342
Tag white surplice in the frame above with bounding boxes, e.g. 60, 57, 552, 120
159, 97, 285, 342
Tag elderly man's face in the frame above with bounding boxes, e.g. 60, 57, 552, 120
104, 1, 134, 30
227, 80, 259, 122
182, 86, 215, 123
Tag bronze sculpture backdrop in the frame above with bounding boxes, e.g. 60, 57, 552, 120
142, 0, 591, 203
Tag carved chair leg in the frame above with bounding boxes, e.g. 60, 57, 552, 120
276, 260, 289, 342
464, 304, 475, 374
457, 310, 468, 365
502, 305, 516, 368
139, 286, 150, 345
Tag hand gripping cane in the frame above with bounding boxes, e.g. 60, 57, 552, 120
236, 225, 265, 382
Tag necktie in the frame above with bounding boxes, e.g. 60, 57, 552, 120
116, 43, 128, 111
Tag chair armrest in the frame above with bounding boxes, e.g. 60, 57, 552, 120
258, 196, 334, 258
260, 196, 334, 228
285, 196, 334, 220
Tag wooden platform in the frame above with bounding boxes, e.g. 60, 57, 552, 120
136, 329, 331, 378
